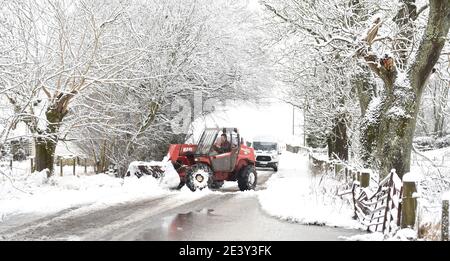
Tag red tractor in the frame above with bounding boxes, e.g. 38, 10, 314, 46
168, 128, 257, 192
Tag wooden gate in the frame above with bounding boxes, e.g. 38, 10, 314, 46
352, 170, 403, 233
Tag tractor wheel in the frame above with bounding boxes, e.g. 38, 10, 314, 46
176, 180, 185, 190
209, 180, 224, 190
238, 165, 257, 191
186, 163, 213, 192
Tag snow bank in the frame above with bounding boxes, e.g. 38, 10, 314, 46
386, 228, 417, 241
340, 228, 417, 241
0, 159, 179, 222
310, 153, 329, 163
340, 232, 384, 241
258, 152, 363, 230
403, 171, 423, 182
443, 191, 450, 201
126, 158, 180, 189
411, 146, 450, 238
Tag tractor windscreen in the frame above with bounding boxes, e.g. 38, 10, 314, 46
196, 129, 218, 155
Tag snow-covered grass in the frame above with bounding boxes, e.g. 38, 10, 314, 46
258, 151, 363, 230
0, 159, 181, 223
443, 191, 450, 201
410, 147, 450, 240
340, 228, 417, 241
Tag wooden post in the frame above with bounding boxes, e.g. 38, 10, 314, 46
10, 159, 13, 170
73, 158, 76, 176
401, 181, 417, 228
30, 158, 34, 174
60, 158, 63, 177
360, 172, 370, 188
442, 199, 449, 241
351, 183, 358, 220
84, 158, 87, 174
335, 163, 343, 175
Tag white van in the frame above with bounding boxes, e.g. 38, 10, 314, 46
251, 137, 281, 172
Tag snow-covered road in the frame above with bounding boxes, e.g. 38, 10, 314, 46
0, 175, 359, 240
0, 152, 363, 240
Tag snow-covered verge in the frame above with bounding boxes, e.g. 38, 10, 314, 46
411, 147, 450, 240
257, 149, 450, 241
0, 159, 180, 223
257, 151, 364, 230
340, 228, 418, 241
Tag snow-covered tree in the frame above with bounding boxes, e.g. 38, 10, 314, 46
262, 0, 450, 178
0, 0, 148, 175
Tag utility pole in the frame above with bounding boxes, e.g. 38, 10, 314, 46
303, 107, 306, 146
292, 105, 295, 136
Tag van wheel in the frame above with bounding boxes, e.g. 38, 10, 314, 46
273, 164, 278, 172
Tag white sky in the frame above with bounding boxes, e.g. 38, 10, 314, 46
192, 98, 305, 145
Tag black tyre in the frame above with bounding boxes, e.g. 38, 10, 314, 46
273, 164, 278, 172
172, 161, 186, 190
238, 165, 257, 191
176, 180, 185, 190
186, 164, 213, 192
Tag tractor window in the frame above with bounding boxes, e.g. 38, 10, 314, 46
231, 135, 239, 148
197, 129, 218, 155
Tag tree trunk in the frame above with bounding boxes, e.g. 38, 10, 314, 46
34, 108, 64, 177
327, 114, 348, 161
375, 85, 418, 178
433, 80, 449, 137
34, 137, 57, 176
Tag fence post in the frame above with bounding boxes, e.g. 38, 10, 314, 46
73, 158, 76, 176
84, 158, 87, 174
10, 159, 13, 170
401, 181, 417, 228
360, 172, 370, 188
335, 163, 343, 175
442, 199, 449, 241
30, 158, 34, 174
351, 183, 358, 220
60, 158, 63, 177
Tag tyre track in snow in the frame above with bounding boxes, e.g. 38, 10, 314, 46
0, 170, 273, 240
0, 193, 209, 240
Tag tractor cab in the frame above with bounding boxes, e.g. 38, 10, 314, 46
196, 128, 240, 172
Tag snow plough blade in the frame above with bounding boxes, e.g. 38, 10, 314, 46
126, 161, 165, 179
126, 160, 181, 189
